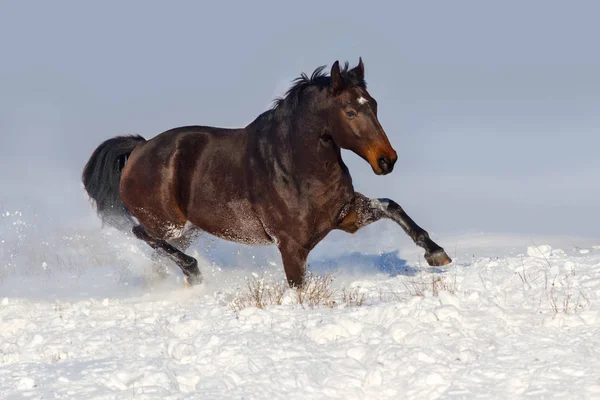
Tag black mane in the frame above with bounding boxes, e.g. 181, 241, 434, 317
271, 62, 366, 111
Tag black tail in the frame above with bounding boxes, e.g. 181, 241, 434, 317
82, 134, 146, 231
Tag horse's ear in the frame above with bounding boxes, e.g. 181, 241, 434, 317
354, 57, 365, 81
331, 60, 344, 93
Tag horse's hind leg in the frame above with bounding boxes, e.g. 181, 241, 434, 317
150, 224, 202, 279
337, 193, 452, 267
132, 225, 203, 285
168, 223, 202, 251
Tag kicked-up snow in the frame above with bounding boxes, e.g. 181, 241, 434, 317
1, 216, 599, 399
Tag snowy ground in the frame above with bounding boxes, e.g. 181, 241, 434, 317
1, 211, 600, 399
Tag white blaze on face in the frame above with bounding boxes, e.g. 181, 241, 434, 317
357, 96, 368, 105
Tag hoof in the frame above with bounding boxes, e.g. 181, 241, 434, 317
184, 274, 203, 288
425, 250, 452, 267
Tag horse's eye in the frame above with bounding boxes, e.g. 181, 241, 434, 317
346, 110, 357, 118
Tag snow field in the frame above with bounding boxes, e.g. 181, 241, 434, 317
2, 230, 600, 399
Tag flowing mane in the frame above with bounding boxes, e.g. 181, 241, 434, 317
271, 62, 367, 112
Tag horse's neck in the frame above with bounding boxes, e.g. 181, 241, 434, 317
248, 106, 338, 167
281, 115, 325, 161
246, 110, 350, 201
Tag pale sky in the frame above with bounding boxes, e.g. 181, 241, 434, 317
1, 1, 599, 237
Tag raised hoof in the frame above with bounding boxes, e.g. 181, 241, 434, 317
184, 274, 203, 289
425, 250, 452, 267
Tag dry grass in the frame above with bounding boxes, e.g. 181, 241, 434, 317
547, 269, 590, 315
229, 278, 288, 313
295, 274, 336, 308
403, 273, 458, 297
229, 273, 371, 313
341, 286, 367, 307
529, 242, 591, 315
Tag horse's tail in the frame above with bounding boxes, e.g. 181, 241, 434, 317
82, 134, 146, 232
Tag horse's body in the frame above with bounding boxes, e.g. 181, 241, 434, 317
83, 59, 451, 287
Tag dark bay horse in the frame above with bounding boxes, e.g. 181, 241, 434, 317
82, 58, 452, 287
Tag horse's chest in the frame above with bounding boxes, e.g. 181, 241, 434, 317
306, 180, 354, 228
321, 189, 354, 222
255, 169, 354, 244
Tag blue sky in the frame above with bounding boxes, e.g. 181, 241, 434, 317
1, 1, 598, 237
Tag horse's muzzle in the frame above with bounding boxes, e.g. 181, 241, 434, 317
377, 156, 396, 175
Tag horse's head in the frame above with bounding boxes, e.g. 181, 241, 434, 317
326, 58, 397, 175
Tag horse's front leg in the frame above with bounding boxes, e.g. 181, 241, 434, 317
277, 236, 310, 288
337, 193, 452, 266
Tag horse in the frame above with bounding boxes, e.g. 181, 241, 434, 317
82, 58, 452, 288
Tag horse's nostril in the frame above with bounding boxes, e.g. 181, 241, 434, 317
378, 157, 391, 172
376, 156, 395, 174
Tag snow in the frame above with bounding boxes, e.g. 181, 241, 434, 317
1, 212, 600, 398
